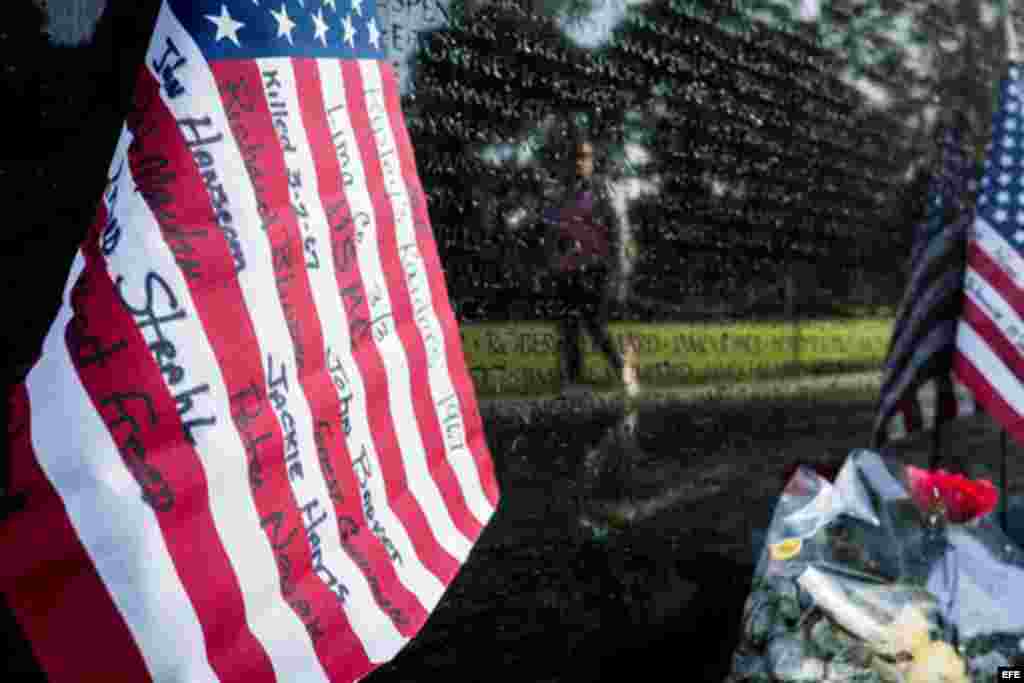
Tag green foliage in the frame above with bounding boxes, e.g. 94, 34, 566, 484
724, 0, 1011, 82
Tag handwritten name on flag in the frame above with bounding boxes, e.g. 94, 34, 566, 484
954, 63, 1024, 446
1, 1, 498, 681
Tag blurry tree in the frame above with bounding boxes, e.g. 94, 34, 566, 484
403, 0, 1022, 320
733, 0, 1020, 180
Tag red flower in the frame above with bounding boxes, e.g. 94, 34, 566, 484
905, 465, 999, 523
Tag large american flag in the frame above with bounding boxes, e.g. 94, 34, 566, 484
954, 62, 1024, 446
873, 113, 980, 446
2, 1, 498, 681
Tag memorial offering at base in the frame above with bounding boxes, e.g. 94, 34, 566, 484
728, 450, 1024, 683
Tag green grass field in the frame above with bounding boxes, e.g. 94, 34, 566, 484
459, 318, 894, 396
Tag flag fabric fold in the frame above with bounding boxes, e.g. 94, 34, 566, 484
873, 113, 980, 447
954, 62, 1024, 446
1, 1, 498, 681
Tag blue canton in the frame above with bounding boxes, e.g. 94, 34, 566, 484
978, 62, 1024, 250
168, 0, 386, 61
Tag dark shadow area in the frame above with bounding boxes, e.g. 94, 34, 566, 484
0, 590, 44, 682
1, 0, 161, 385
566, 549, 753, 683
363, 391, 884, 682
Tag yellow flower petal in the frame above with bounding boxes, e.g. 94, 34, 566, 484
906, 640, 968, 683
770, 538, 803, 561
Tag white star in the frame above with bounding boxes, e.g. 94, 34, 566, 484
1016, 230, 1024, 242
1012, 67, 1022, 80
980, 195, 989, 205
351, 0, 364, 16
367, 17, 381, 49
1006, 136, 1017, 149
270, 4, 296, 44
1002, 154, 1015, 167
984, 175, 992, 187
1017, 211, 1024, 224
341, 14, 357, 47
1012, 84, 1020, 97
996, 209, 1009, 222
999, 173, 1012, 186
206, 4, 245, 46
999, 191, 1011, 204
1010, 102, 1020, 113
1008, 119, 1019, 131
312, 7, 330, 46
324, 0, 337, 9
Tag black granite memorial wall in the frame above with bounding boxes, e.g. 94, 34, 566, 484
8, 0, 1023, 356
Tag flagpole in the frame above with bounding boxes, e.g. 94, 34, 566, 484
929, 419, 944, 471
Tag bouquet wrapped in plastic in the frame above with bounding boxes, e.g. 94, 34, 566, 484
727, 449, 1024, 683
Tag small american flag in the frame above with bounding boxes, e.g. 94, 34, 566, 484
954, 62, 1024, 445
2, 1, 498, 681
873, 113, 980, 446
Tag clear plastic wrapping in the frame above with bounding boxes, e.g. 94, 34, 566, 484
728, 449, 1024, 683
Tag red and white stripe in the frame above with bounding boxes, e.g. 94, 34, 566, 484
16, 243, 219, 682
147, 8, 394, 677
316, 59, 492, 557
371, 62, 500, 517
954, 216, 1024, 441
1, 3, 497, 681
277, 55, 470, 601
312, 59, 471, 570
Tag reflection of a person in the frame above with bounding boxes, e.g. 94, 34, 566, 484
545, 128, 625, 394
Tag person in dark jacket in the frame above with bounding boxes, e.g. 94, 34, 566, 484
544, 128, 625, 394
